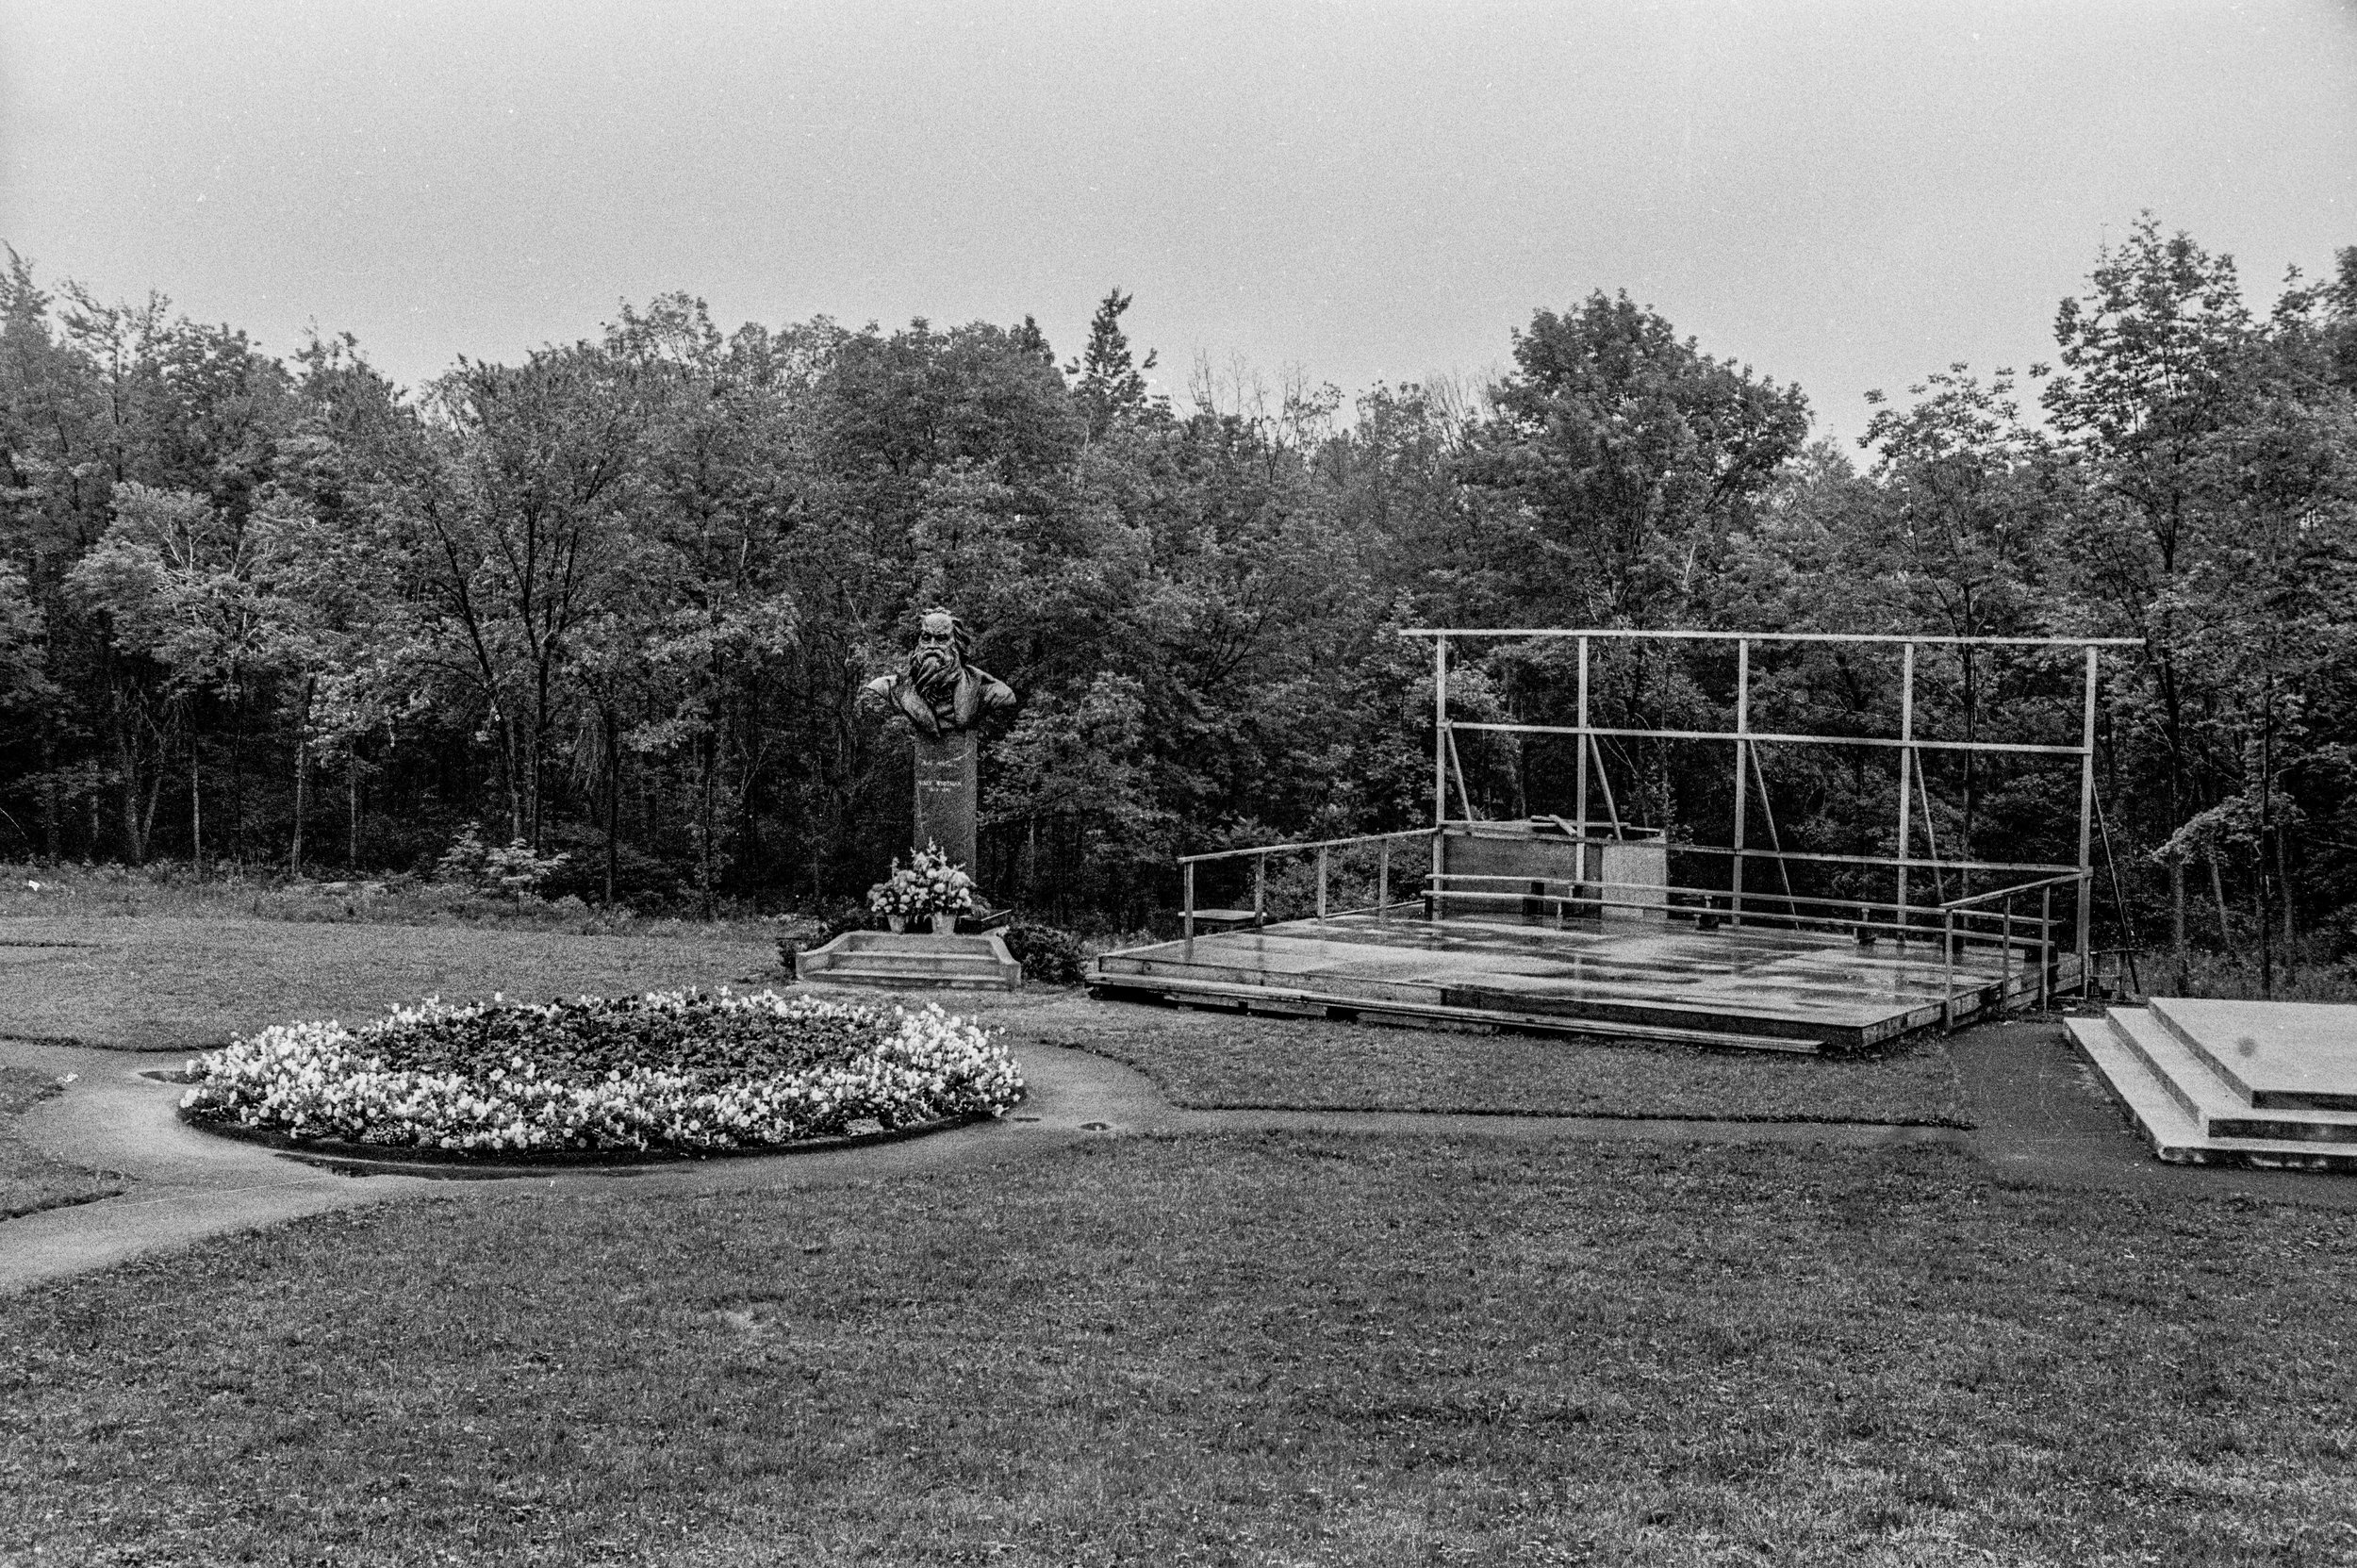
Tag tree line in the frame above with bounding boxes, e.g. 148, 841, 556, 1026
2, 218, 2353, 976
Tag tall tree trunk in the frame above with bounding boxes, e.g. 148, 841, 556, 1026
699, 733, 717, 920
139, 765, 164, 857
529, 655, 552, 850
1959, 641, 1976, 906
500, 707, 523, 846
348, 754, 359, 868
190, 730, 203, 869
2259, 668, 2274, 999
230, 680, 245, 867
2170, 856, 2187, 992
2277, 830, 2295, 950
113, 694, 145, 864
290, 676, 316, 875
603, 705, 619, 910
2209, 852, 2233, 957
38, 712, 59, 862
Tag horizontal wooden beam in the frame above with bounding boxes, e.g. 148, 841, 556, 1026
1399, 628, 2143, 648
1449, 720, 2086, 758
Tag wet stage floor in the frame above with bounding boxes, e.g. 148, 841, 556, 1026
1094, 914, 2071, 1051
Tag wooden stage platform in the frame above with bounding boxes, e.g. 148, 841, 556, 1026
1090, 914, 2082, 1054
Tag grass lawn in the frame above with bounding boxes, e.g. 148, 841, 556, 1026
8, 1134, 2352, 1566
0, 916, 783, 1051
0, 1065, 126, 1220
1029, 1002, 1973, 1126
0, 860, 788, 943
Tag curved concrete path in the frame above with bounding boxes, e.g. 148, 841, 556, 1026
6, 1002, 2351, 1296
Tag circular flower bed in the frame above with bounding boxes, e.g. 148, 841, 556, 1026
178, 990, 1023, 1158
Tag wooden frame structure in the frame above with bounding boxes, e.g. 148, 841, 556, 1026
1404, 627, 2142, 987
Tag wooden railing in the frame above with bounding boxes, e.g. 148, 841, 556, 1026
1176, 830, 1438, 945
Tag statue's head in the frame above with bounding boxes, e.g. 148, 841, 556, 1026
909, 608, 966, 708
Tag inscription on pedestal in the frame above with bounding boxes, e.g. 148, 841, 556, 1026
914, 731, 979, 867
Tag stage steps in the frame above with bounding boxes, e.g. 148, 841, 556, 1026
2066, 999, 2357, 1171
1090, 974, 1824, 1054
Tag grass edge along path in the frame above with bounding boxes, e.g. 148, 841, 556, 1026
1024, 1002, 1977, 1128
4, 1131, 2351, 1566
0, 1065, 128, 1220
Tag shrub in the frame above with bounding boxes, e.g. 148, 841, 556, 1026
180, 991, 1024, 1155
434, 821, 571, 900
1001, 922, 1088, 985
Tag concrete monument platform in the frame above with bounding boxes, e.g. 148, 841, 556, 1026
2066, 998, 2357, 1171
1093, 913, 2073, 1053
796, 930, 1022, 991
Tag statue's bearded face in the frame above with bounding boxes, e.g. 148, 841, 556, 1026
909, 614, 964, 707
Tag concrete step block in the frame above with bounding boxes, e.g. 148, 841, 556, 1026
2067, 1016, 2357, 1171
2148, 997, 2357, 1113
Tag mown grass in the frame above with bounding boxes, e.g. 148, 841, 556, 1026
0, 860, 785, 942
5, 1133, 2351, 1565
0, 916, 783, 1051
1029, 1003, 1973, 1126
0, 1065, 126, 1220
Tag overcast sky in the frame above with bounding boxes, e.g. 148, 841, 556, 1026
3, 0, 2353, 445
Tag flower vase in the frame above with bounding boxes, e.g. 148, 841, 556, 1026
931, 912, 958, 935
887, 915, 907, 934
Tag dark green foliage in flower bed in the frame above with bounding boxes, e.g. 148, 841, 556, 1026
369, 993, 887, 1086
999, 923, 1088, 985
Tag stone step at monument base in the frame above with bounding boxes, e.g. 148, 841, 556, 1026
795, 931, 1022, 992
2065, 999, 2357, 1172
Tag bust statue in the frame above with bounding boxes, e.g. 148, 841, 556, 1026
864, 609, 1015, 738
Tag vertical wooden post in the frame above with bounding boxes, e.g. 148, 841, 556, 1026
1254, 852, 1266, 929
1732, 638, 1750, 928
1377, 837, 1390, 922
1574, 635, 1590, 840
1432, 635, 1448, 910
2000, 895, 2014, 1016
1433, 636, 1449, 829
1941, 907, 1956, 1030
2077, 645, 2099, 988
1183, 860, 1196, 957
1316, 846, 1329, 925
2040, 883, 2053, 1010
1895, 643, 1916, 949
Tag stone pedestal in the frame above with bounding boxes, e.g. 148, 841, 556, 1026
914, 730, 978, 866
795, 930, 1022, 990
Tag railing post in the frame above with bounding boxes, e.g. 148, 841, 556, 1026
1941, 907, 1955, 1031
1377, 838, 1390, 922
1895, 642, 1915, 951
1732, 636, 1749, 928
1317, 846, 1329, 925
2039, 883, 2053, 1011
1183, 860, 1196, 957
2076, 645, 2098, 989
1999, 895, 2013, 1016
1575, 635, 1590, 839
1254, 852, 1266, 929
1433, 635, 1449, 912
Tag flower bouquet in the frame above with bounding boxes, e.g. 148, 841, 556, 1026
869, 843, 980, 933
